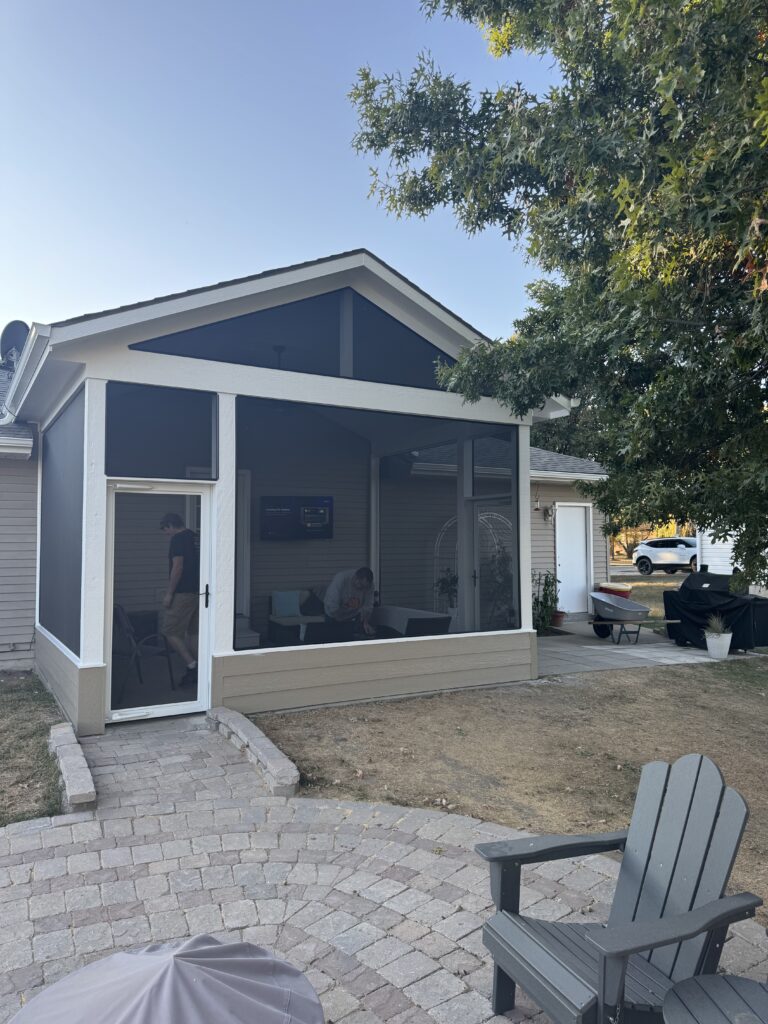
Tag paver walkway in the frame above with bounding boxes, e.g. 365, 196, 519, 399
1, 716, 766, 1022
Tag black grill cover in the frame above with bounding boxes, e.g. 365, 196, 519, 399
664, 572, 768, 649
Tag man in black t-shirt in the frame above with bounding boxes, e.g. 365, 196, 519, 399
160, 512, 200, 687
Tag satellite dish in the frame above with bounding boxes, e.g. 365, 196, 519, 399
0, 321, 29, 364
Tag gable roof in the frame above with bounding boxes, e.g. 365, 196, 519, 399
49, 248, 491, 343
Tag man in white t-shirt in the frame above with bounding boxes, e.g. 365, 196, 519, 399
324, 567, 375, 638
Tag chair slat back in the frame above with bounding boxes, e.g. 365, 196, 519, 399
608, 754, 748, 982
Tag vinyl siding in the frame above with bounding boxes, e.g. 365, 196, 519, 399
530, 482, 608, 588
113, 493, 188, 613
0, 451, 38, 669
698, 532, 736, 574
212, 630, 537, 714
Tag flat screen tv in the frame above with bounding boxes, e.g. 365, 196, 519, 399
260, 496, 333, 540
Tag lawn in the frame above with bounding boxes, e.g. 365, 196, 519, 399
253, 658, 768, 918
0, 672, 64, 827
617, 573, 686, 619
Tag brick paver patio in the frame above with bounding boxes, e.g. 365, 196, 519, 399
1, 716, 765, 1021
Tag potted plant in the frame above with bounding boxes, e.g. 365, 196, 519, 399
435, 568, 459, 618
704, 613, 732, 660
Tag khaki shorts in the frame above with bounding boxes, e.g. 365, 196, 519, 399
163, 593, 199, 641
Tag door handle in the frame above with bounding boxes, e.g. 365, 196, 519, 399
201, 584, 210, 608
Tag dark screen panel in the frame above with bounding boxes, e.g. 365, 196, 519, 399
352, 293, 455, 390
39, 388, 84, 655
130, 291, 342, 377
106, 383, 217, 479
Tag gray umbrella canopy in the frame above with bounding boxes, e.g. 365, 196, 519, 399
12, 935, 325, 1024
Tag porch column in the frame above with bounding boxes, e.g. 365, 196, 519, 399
212, 392, 237, 657
80, 378, 107, 664
518, 423, 533, 630
369, 455, 380, 587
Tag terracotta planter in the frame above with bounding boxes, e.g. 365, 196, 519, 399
551, 611, 566, 628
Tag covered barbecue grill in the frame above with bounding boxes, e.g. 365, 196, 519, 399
664, 572, 768, 650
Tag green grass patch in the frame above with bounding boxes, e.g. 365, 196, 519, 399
0, 672, 64, 827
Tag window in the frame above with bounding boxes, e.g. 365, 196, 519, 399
106, 383, 217, 480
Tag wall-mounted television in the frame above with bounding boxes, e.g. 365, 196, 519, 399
260, 496, 334, 540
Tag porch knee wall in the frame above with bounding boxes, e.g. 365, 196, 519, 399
212, 630, 537, 715
35, 627, 107, 736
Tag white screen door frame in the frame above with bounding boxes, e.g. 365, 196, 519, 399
554, 502, 594, 615
104, 480, 213, 723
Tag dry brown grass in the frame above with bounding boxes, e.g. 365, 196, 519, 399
253, 658, 768, 917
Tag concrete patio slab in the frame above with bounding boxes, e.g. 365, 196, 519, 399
0, 716, 765, 1022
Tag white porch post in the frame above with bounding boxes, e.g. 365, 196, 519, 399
80, 378, 107, 664
456, 439, 474, 631
212, 393, 237, 656
518, 423, 533, 630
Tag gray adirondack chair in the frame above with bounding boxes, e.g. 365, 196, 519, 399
476, 754, 762, 1024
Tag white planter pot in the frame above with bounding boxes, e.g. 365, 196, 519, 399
705, 632, 732, 660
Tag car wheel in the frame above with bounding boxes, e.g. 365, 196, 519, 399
689, 556, 697, 572
636, 557, 653, 576
664, 568, 678, 575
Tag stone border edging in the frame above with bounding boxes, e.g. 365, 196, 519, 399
206, 707, 300, 796
48, 722, 97, 812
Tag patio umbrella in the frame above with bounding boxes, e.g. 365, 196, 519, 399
11, 934, 325, 1024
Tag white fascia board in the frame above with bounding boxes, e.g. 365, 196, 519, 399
4, 323, 50, 416
47, 251, 485, 356
530, 470, 606, 483
0, 436, 33, 459
531, 396, 579, 422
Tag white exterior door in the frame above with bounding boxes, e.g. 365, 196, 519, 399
555, 504, 592, 614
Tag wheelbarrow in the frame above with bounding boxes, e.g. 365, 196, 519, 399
589, 591, 651, 644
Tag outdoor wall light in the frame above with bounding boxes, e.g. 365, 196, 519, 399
543, 505, 553, 522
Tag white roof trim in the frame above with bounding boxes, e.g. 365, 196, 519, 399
0, 434, 33, 459
530, 470, 606, 482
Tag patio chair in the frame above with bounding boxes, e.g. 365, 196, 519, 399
113, 604, 175, 700
476, 754, 762, 1024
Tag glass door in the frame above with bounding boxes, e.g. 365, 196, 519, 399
107, 485, 211, 721
473, 498, 520, 631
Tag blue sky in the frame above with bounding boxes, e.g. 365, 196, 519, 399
1, 1, 556, 339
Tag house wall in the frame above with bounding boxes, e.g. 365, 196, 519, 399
237, 402, 370, 640
530, 481, 609, 587
0, 450, 38, 669
698, 531, 736, 574
212, 629, 537, 714
113, 493, 188, 613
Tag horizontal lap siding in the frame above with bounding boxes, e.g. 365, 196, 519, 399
0, 454, 38, 669
213, 630, 536, 713
113, 493, 187, 613
699, 532, 735, 574
530, 482, 608, 586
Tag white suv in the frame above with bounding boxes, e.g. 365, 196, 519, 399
632, 537, 697, 575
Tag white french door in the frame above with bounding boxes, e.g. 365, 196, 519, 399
105, 481, 212, 722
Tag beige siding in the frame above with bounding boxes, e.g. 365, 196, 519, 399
113, 493, 187, 613
212, 630, 537, 714
34, 627, 106, 735
530, 481, 608, 588
238, 404, 370, 638
0, 452, 38, 669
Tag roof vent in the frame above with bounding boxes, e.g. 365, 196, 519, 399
0, 321, 29, 368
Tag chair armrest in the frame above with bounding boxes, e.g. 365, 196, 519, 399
586, 892, 762, 958
476, 830, 628, 866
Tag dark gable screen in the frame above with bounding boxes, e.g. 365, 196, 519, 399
106, 383, 217, 479
39, 388, 84, 655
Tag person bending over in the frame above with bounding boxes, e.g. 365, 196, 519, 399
160, 512, 199, 687
324, 567, 375, 640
